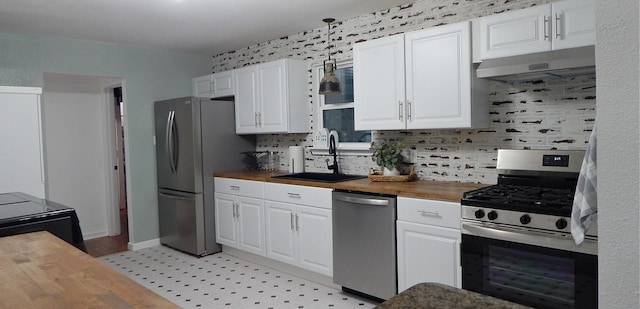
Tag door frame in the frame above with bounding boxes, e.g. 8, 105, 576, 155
101, 79, 130, 238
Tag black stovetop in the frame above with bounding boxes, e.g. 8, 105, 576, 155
462, 183, 576, 217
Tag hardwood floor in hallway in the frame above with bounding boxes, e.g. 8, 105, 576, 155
85, 208, 129, 257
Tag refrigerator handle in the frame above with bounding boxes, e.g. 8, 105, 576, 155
172, 111, 179, 171
167, 110, 177, 174
159, 191, 195, 201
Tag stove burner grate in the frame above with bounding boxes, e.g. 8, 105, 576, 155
462, 184, 575, 216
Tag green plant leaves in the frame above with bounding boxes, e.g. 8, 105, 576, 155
370, 141, 405, 170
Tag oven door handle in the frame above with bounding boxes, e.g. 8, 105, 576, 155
461, 222, 598, 255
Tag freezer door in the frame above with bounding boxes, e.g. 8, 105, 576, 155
154, 98, 203, 193
158, 189, 206, 255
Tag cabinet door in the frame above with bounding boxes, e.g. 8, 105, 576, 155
258, 60, 288, 133
212, 70, 235, 98
552, 0, 595, 50
296, 205, 332, 276
397, 221, 461, 292
480, 5, 551, 59
193, 75, 214, 98
264, 200, 296, 265
237, 196, 266, 256
354, 35, 406, 130
234, 66, 260, 134
214, 192, 238, 247
405, 22, 472, 129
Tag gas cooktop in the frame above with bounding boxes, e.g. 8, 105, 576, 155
462, 184, 575, 217
461, 149, 597, 238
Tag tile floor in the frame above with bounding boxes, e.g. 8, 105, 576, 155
99, 245, 379, 309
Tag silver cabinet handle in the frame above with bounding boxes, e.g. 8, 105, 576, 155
295, 214, 299, 231
417, 209, 440, 217
398, 100, 403, 120
555, 13, 561, 39
290, 212, 295, 230
235, 203, 239, 219
232, 202, 237, 218
230, 185, 240, 191
287, 193, 301, 199
543, 16, 550, 41
407, 100, 412, 121
255, 112, 259, 127
258, 112, 262, 126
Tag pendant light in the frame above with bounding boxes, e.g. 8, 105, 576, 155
319, 18, 341, 95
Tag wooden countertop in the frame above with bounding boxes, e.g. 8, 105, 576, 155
0, 231, 178, 309
214, 171, 487, 202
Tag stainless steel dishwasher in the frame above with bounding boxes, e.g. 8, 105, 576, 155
332, 190, 397, 301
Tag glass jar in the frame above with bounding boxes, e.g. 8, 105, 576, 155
268, 151, 279, 172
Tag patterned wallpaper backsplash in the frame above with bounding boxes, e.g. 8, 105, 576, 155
210, 0, 595, 185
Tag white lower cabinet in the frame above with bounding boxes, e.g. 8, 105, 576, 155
214, 178, 266, 256
264, 183, 333, 276
396, 197, 462, 292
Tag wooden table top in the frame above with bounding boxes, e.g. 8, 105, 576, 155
214, 171, 488, 202
0, 231, 178, 309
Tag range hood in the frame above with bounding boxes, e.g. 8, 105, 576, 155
476, 46, 595, 82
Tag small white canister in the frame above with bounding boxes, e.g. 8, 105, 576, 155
289, 146, 304, 173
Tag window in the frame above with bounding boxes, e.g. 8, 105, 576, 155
313, 60, 371, 153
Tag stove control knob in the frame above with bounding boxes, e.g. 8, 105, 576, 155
487, 211, 498, 220
556, 218, 568, 230
520, 214, 531, 224
474, 209, 485, 219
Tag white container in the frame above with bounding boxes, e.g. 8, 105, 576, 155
289, 146, 304, 173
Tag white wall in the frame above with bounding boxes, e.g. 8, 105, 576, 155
42, 73, 114, 239
596, 0, 640, 307
0, 32, 212, 244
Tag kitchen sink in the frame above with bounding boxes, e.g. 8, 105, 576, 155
271, 172, 366, 183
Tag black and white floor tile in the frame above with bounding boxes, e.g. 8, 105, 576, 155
99, 246, 379, 309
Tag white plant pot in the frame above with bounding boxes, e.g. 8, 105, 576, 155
383, 167, 400, 176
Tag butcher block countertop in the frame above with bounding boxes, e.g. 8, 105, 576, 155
214, 171, 487, 202
0, 231, 178, 309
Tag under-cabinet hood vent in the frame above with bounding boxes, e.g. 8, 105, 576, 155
476, 46, 595, 82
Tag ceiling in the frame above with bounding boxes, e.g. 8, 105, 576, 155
0, 0, 416, 55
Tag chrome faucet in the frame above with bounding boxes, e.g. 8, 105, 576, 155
326, 134, 339, 174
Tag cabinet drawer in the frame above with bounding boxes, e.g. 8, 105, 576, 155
264, 183, 332, 209
397, 197, 460, 229
214, 178, 263, 199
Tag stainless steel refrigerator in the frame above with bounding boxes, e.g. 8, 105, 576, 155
154, 97, 255, 256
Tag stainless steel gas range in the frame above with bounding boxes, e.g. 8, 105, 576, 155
460, 149, 597, 309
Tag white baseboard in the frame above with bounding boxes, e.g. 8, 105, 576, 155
222, 246, 338, 289
83, 230, 109, 240
128, 238, 161, 250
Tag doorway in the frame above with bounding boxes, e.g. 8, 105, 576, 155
42, 73, 130, 256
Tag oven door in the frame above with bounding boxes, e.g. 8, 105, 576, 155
461, 224, 597, 309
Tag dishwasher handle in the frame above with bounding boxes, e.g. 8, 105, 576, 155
334, 194, 390, 206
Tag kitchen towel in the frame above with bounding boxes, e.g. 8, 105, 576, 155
289, 146, 304, 173
571, 123, 597, 245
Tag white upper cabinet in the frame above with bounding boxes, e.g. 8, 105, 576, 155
353, 35, 406, 130
234, 59, 309, 134
479, 0, 595, 60
354, 21, 488, 131
551, 0, 596, 50
193, 70, 235, 98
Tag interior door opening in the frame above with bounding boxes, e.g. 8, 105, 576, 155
113, 87, 128, 215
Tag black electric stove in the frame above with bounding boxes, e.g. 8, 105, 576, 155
0, 192, 86, 251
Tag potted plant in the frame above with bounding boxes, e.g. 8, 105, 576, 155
370, 140, 405, 176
